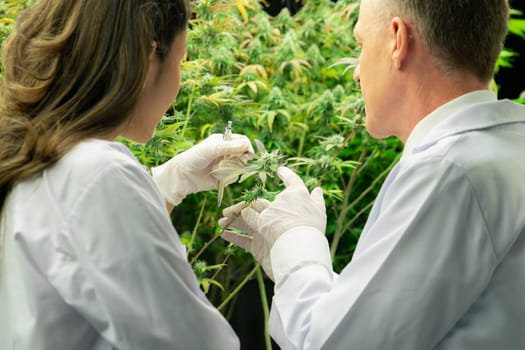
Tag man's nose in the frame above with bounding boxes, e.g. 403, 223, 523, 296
353, 64, 361, 84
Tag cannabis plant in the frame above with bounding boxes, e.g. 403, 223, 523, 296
1, 0, 523, 349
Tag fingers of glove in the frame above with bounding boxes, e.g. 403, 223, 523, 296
310, 187, 326, 212
218, 216, 235, 229
220, 199, 268, 236
277, 166, 308, 190
204, 134, 254, 158
229, 134, 255, 154
240, 206, 261, 231
239, 151, 255, 164
222, 199, 270, 218
221, 230, 253, 251
222, 201, 247, 218
219, 215, 256, 235
211, 159, 245, 184
250, 198, 272, 213
210, 159, 244, 185
273, 185, 310, 210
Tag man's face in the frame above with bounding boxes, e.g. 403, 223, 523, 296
353, 0, 399, 139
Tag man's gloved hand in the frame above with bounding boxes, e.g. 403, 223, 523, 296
254, 166, 326, 244
219, 200, 274, 280
152, 134, 254, 206
219, 166, 326, 280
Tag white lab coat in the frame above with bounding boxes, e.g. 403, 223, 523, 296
268, 91, 525, 349
0, 139, 240, 349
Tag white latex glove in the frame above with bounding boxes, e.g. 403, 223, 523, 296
219, 167, 326, 280
253, 166, 326, 244
152, 133, 254, 206
218, 200, 274, 280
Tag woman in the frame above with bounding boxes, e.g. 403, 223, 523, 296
0, 1, 250, 349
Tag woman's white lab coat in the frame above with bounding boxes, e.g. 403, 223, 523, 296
0, 139, 240, 349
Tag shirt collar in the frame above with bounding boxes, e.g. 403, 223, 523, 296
403, 90, 497, 157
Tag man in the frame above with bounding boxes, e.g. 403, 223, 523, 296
221, 0, 525, 349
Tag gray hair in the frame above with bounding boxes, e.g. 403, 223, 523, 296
381, 0, 509, 81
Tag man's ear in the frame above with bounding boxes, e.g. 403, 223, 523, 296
390, 16, 411, 70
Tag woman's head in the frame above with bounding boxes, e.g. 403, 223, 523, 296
0, 0, 191, 210
1, 0, 190, 138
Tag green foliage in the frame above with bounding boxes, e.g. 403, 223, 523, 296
128, 0, 402, 304
1, 0, 523, 346
508, 9, 525, 37
0, 1, 21, 77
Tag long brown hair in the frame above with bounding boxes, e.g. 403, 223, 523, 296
0, 0, 191, 212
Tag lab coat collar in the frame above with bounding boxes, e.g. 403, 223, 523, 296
403, 91, 525, 156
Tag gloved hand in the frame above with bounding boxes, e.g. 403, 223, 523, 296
256, 166, 326, 243
152, 133, 254, 206
219, 200, 274, 280
219, 166, 326, 280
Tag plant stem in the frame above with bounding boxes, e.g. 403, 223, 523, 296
190, 230, 222, 265
341, 200, 374, 234
190, 211, 244, 264
181, 85, 195, 137
330, 147, 369, 259
211, 250, 231, 281
297, 130, 306, 157
218, 263, 259, 312
256, 266, 272, 350
330, 153, 400, 258
188, 195, 207, 256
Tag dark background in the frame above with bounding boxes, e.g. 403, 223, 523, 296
496, 0, 525, 100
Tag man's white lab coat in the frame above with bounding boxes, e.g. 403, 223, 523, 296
269, 91, 525, 349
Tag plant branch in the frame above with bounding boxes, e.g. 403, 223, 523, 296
330, 153, 400, 258
190, 230, 222, 265
218, 263, 259, 312
330, 146, 369, 258
256, 267, 272, 350
188, 195, 207, 256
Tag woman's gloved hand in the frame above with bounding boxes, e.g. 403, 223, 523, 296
152, 133, 254, 206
